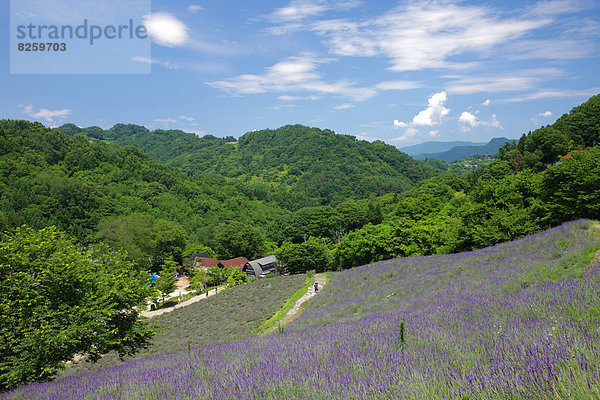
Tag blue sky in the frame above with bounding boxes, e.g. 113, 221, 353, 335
2, 0, 599, 146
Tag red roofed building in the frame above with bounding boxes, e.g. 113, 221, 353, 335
193, 256, 249, 272
194, 257, 220, 269
217, 257, 249, 271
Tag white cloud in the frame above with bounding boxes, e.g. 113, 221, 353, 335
393, 91, 450, 141
310, 2, 550, 71
278, 95, 299, 101
333, 103, 354, 110
270, 1, 327, 22
446, 68, 563, 94
207, 53, 376, 101
268, 0, 361, 23
153, 115, 198, 127
21, 104, 71, 122
428, 130, 440, 137
482, 99, 491, 106
459, 111, 478, 127
538, 111, 553, 117
375, 80, 422, 91
143, 12, 189, 47
526, 0, 585, 17
187, 5, 204, 13
354, 133, 379, 142
458, 111, 502, 131
277, 95, 321, 101
503, 88, 600, 102
392, 127, 419, 142
154, 118, 177, 126
188, 129, 206, 137
508, 40, 589, 60
412, 92, 450, 126
490, 114, 501, 128
131, 56, 179, 70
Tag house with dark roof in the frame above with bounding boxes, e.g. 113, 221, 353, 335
243, 255, 278, 278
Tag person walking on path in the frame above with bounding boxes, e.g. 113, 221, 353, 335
314, 281, 318, 293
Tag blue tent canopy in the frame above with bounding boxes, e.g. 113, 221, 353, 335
148, 273, 160, 284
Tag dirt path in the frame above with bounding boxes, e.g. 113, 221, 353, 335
141, 286, 223, 318
278, 274, 327, 328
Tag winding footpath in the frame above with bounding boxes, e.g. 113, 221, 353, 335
278, 274, 327, 328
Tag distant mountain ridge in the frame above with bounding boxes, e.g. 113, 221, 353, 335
410, 137, 512, 162
399, 140, 487, 155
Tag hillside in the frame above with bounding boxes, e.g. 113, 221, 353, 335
412, 137, 511, 161
398, 139, 486, 156
57, 124, 441, 208
500, 93, 600, 170
60, 274, 307, 377
5, 220, 600, 399
0, 120, 289, 250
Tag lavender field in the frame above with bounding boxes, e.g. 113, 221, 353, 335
4, 220, 600, 399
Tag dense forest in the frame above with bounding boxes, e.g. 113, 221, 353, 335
56, 123, 440, 209
1, 94, 599, 272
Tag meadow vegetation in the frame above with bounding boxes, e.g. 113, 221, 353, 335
3, 220, 599, 399
59, 274, 306, 378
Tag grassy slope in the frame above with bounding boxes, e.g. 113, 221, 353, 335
6, 220, 600, 399
60, 274, 306, 377
294, 220, 600, 329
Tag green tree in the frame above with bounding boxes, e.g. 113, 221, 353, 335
214, 221, 266, 260
282, 206, 338, 243
227, 268, 247, 287
155, 269, 176, 305
189, 268, 207, 292
98, 213, 187, 272
0, 226, 153, 390
207, 266, 229, 287
277, 237, 332, 274
334, 222, 429, 269
183, 243, 216, 258
541, 147, 600, 224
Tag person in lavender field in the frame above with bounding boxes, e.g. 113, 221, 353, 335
314, 281, 318, 293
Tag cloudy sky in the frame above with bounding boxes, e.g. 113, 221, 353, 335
2, 0, 599, 145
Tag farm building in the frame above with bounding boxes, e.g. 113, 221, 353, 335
243, 255, 278, 278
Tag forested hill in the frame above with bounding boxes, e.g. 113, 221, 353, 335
499, 93, 600, 170
0, 120, 290, 251
56, 124, 440, 207
1, 94, 598, 270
